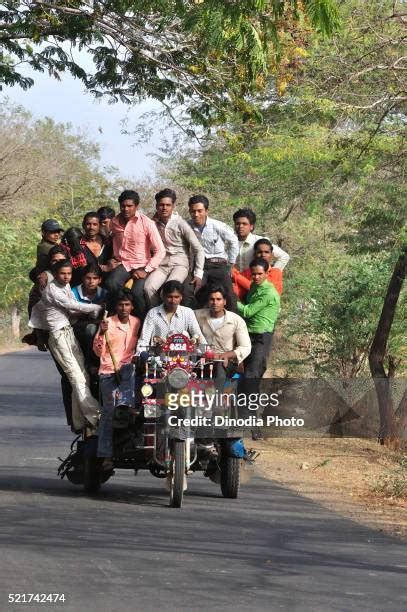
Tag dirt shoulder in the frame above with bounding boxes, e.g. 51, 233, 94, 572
249, 437, 407, 539
0, 341, 31, 355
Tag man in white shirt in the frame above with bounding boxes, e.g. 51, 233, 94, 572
29, 259, 103, 432
233, 208, 290, 272
196, 286, 252, 452
195, 286, 251, 373
137, 280, 206, 353
144, 188, 205, 307
187, 194, 239, 311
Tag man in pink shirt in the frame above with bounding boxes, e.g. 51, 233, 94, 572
105, 190, 166, 318
93, 289, 140, 470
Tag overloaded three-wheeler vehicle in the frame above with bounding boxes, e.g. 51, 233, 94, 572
58, 333, 253, 507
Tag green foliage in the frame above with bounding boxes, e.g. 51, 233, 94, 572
302, 0, 341, 36
0, 220, 37, 310
283, 254, 406, 376
0, 102, 121, 319
0, 0, 340, 127
298, 1, 407, 129
163, 1, 405, 377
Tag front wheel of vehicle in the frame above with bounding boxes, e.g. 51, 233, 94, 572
220, 457, 240, 498
169, 440, 185, 508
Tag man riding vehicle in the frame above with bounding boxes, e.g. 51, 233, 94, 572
187, 195, 239, 312
104, 190, 165, 319
93, 289, 140, 473
136, 280, 206, 353
233, 208, 289, 272
144, 188, 205, 307
136, 280, 207, 475
195, 285, 251, 386
237, 257, 281, 439
29, 259, 103, 432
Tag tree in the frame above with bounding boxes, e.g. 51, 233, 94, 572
0, 220, 37, 338
0, 101, 120, 336
300, 1, 407, 126
162, 2, 406, 381
0, 101, 117, 217
369, 247, 406, 447
0, 1, 340, 128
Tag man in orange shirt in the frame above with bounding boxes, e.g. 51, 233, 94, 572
93, 289, 140, 470
232, 238, 283, 301
105, 190, 166, 318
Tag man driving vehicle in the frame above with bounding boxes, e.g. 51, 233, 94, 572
136, 280, 207, 353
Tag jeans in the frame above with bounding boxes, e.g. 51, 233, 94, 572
97, 363, 135, 458
238, 332, 274, 418
183, 263, 237, 312
104, 264, 147, 319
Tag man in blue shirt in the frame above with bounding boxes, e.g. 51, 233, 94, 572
71, 263, 107, 374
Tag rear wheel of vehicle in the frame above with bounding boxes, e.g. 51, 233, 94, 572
83, 451, 101, 494
220, 457, 240, 498
169, 440, 185, 508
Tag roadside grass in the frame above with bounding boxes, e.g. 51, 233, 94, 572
371, 455, 407, 500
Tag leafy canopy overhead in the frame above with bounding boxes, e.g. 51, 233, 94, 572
0, 0, 340, 126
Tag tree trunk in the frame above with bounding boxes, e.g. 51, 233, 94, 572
368, 248, 406, 447
11, 305, 21, 340
395, 388, 407, 433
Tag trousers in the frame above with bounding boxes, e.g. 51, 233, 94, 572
48, 326, 100, 430
144, 256, 189, 307
237, 332, 274, 418
104, 264, 147, 319
183, 262, 237, 312
73, 321, 99, 370
97, 363, 135, 458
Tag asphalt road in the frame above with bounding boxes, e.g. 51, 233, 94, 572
0, 349, 406, 612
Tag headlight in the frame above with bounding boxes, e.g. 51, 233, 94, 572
144, 404, 159, 418
141, 383, 154, 398
167, 367, 189, 390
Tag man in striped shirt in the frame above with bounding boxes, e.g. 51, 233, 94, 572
136, 280, 206, 353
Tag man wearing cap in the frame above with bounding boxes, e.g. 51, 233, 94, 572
36, 219, 64, 271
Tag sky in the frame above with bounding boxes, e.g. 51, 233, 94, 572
2, 68, 166, 181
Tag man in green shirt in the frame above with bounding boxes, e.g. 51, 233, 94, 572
237, 260, 280, 335
237, 258, 280, 439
